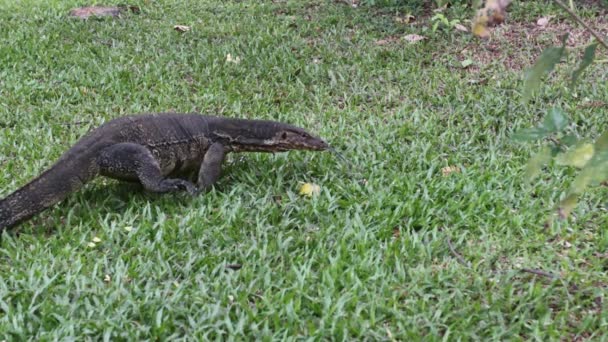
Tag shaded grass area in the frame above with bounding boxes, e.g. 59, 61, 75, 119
0, 0, 607, 339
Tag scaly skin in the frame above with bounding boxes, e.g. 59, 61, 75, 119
0, 113, 328, 231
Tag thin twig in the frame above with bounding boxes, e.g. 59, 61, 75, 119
552, 0, 608, 50
446, 236, 471, 268
521, 268, 558, 279
58, 120, 92, 127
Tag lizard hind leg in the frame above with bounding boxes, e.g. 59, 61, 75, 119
98, 143, 197, 195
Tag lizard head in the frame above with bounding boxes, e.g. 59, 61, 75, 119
266, 126, 329, 152
213, 119, 329, 152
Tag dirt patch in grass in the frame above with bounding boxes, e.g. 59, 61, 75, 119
461, 15, 608, 72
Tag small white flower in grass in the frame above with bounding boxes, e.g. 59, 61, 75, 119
124, 226, 133, 232
87, 242, 96, 248
226, 53, 241, 64
92, 236, 102, 243
104, 274, 111, 283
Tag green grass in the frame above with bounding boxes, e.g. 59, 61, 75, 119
1, 0, 607, 339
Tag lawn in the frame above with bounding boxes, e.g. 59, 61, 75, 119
0, 0, 607, 339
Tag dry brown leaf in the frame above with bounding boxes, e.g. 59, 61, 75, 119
174, 25, 191, 32
335, 0, 359, 8
441, 165, 461, 176
375, 36, 400, 46
472, 0, 512, 38
403, 34, 425, 43
433, 4, 448, 13
536, 17, 549, 27
69, 5, 139, 19
454, 23, 469, 32
394, 14, 415, 24
392, 227, 401, 238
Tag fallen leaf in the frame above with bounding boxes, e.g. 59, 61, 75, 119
403, 34, 425, 43
471, 0, 512, 38
124, 226, 133, 232
226, 53, 241, 64
104, 274, 111, 283
225, 264, 243, 270
441, 165, 461, 176
394, 14, 415, 24
375, 36, 400, 46
392, 227, 400, 238
558, 194, 577, 219
335, 0, 358, 8
454, 23, 468, 32
433, 4, 448, 13
69, 5, 139, 19
92, 236, 102, 243
537, 17, 549, 27
87, 242, 96, 248
174, 25, 191, 32
299, 183, 321, 196
461, 59, 474, 68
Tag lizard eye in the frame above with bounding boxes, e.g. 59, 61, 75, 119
281, 132, 288, 139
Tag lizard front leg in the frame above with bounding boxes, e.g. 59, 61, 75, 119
197, 142, 226, 192
98, 143, 197, 194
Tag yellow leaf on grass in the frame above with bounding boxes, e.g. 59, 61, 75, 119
441, 165, 461, 176
471, 0, 512, 38
299, 183, 321, 197
472, 14, 490, 38
558, 194, 578, 219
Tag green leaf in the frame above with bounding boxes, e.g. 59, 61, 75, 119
555, 143, 594, 168
581, 131, 608, 185
522, 45, 567, 101
560, 134, 578, 147
541, 107, 569, 132
558, 193, 578, 219
511, 127, 550, 142
570, 43, 598, 87
594, 130, 608, 151
525, 146, 552, 180
569, 166, 594, 194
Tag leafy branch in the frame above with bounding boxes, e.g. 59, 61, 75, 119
473, 1, 607, 219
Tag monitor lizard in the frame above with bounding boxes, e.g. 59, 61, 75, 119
0, 113, 328, 231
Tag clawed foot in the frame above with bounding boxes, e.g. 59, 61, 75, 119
161, 179, 199, 195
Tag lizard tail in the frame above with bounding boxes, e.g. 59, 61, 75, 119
0, 153, 98, 231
